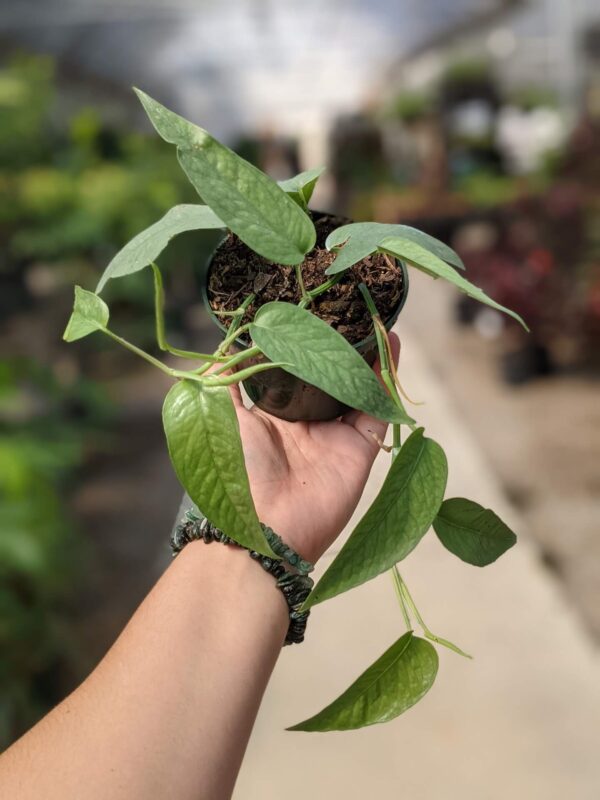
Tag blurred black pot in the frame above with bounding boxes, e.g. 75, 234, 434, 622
203, 213, 409, 422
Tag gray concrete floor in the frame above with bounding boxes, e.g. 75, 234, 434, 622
234, 322, 600, 799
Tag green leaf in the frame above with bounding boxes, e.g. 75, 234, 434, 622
325, 221, 465, 275
134, 88, 316, 265
162, 380, 274, 556
96, 204, 224, 292
278, 166, 325, 208
380, 236, 529, 330
288, 632, 438, 731
304, 428, 447, 608
249, 302, 413, 425
433, 497, 517, 566
63, 286, 109, 342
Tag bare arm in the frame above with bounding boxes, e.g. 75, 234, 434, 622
0, 541, 287, 800
0, 336, 398, 800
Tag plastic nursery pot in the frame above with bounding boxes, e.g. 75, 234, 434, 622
202, 213, 409, 422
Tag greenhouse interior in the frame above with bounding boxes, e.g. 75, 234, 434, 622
0, 0, 599, 797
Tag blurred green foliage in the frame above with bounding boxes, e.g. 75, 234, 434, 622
0, 358, 114, 743
0, 52, 206, 746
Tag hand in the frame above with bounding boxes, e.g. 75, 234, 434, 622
230, 334, 400, 564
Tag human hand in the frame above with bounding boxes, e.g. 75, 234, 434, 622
230, 334, 400, 564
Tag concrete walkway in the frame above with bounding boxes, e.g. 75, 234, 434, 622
234, 325, 600, 799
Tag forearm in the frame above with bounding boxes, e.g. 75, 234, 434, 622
0, 540, 288, 800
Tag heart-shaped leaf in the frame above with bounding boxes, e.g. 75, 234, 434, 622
63, 286, 109, 341
288, 632, 438, 731
304, 428, 447, 608
380, 236, 528, 330
96, 204, 224, 292
162, 380, 273, 556
249, 302, 413, 424
325, 221, 465, 275
278, 166, 325, 208
135, 89, 316, 265
433, 497, 517, 566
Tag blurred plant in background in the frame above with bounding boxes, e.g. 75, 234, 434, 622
0, 53, 218, 746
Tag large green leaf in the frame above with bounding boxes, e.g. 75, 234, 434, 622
434, 497, 517, 566
304, 428, 447, 608
278, 166, 325, 209
162, 380, 274, 556
249, 302, 413, 424
380, 236, 528, 330
134, 89, 316, 265
96, 205, 224, 292
325, 221, 465, 275
63, 286, 109, 341
288, 632, 438, 731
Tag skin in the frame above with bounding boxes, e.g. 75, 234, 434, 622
0, 335, 399, 800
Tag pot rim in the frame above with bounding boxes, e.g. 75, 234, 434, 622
201, 213, 409, 351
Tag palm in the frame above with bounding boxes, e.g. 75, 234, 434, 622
230, 332, 398, 564
236, 406, 384, 564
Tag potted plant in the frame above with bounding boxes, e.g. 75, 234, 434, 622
63, 89, 526, 732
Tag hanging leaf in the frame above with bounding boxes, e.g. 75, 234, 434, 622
63, 286, 109, 342
96, 205, 224, 292
288, 632, 438, 731
304, 428, 447, 608
278, 166, 325, 208
325, 221, 465, 275
433, 497, 517, 566
249, 302, 413, 424
162, 380, 274, 556
134, 89, 316, 265
380, 236, 528, 330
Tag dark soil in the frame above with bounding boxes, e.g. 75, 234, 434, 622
207, 214, 404, 344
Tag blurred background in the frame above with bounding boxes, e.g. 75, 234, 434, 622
0, 0, 599, 789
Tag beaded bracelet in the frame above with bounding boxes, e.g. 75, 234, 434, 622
170, 509, 314, 645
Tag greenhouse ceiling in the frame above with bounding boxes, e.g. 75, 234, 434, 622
1, 0, 526, 138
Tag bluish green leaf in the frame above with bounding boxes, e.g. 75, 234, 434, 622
325, 221, 465, 275
380, 236, 529, 330
249, 302, 413, 424
434, 497, 517, 566
135, 89, 316, 265
63, 286, 109, 342
304, 428, 447, 608
278, 166, 325, 208
288, 632, 438, 731
162, 380, 274, 556
96, 204, 224, 292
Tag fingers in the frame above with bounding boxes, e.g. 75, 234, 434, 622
342, 332, 400, 458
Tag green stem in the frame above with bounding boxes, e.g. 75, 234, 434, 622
103, 328, 176, 377
392, 423, 401, 459
204, 361, 287, 387
299, 273, 344, 309
211, 345, 261, 376
390, 567, 411, 630
295, 263, 310, 306
151, 263, 218, 362
395, 567, 472, 659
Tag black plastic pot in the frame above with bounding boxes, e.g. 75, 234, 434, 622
203, 214, 409, 422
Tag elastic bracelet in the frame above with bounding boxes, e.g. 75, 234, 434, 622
170, 510, 314, 645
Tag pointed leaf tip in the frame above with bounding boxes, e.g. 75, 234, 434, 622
63, 286, 109, 342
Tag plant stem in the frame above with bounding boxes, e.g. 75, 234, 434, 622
390, 566, 411, 630
295, 263, 310, 307
204, 361, 287, 387
394, 567, 472, 659
392, 423, 401, 459
298, 273, 344, 309
151, 263, 217, 362
103, 328, 176, 377
211, 345, 261, 376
